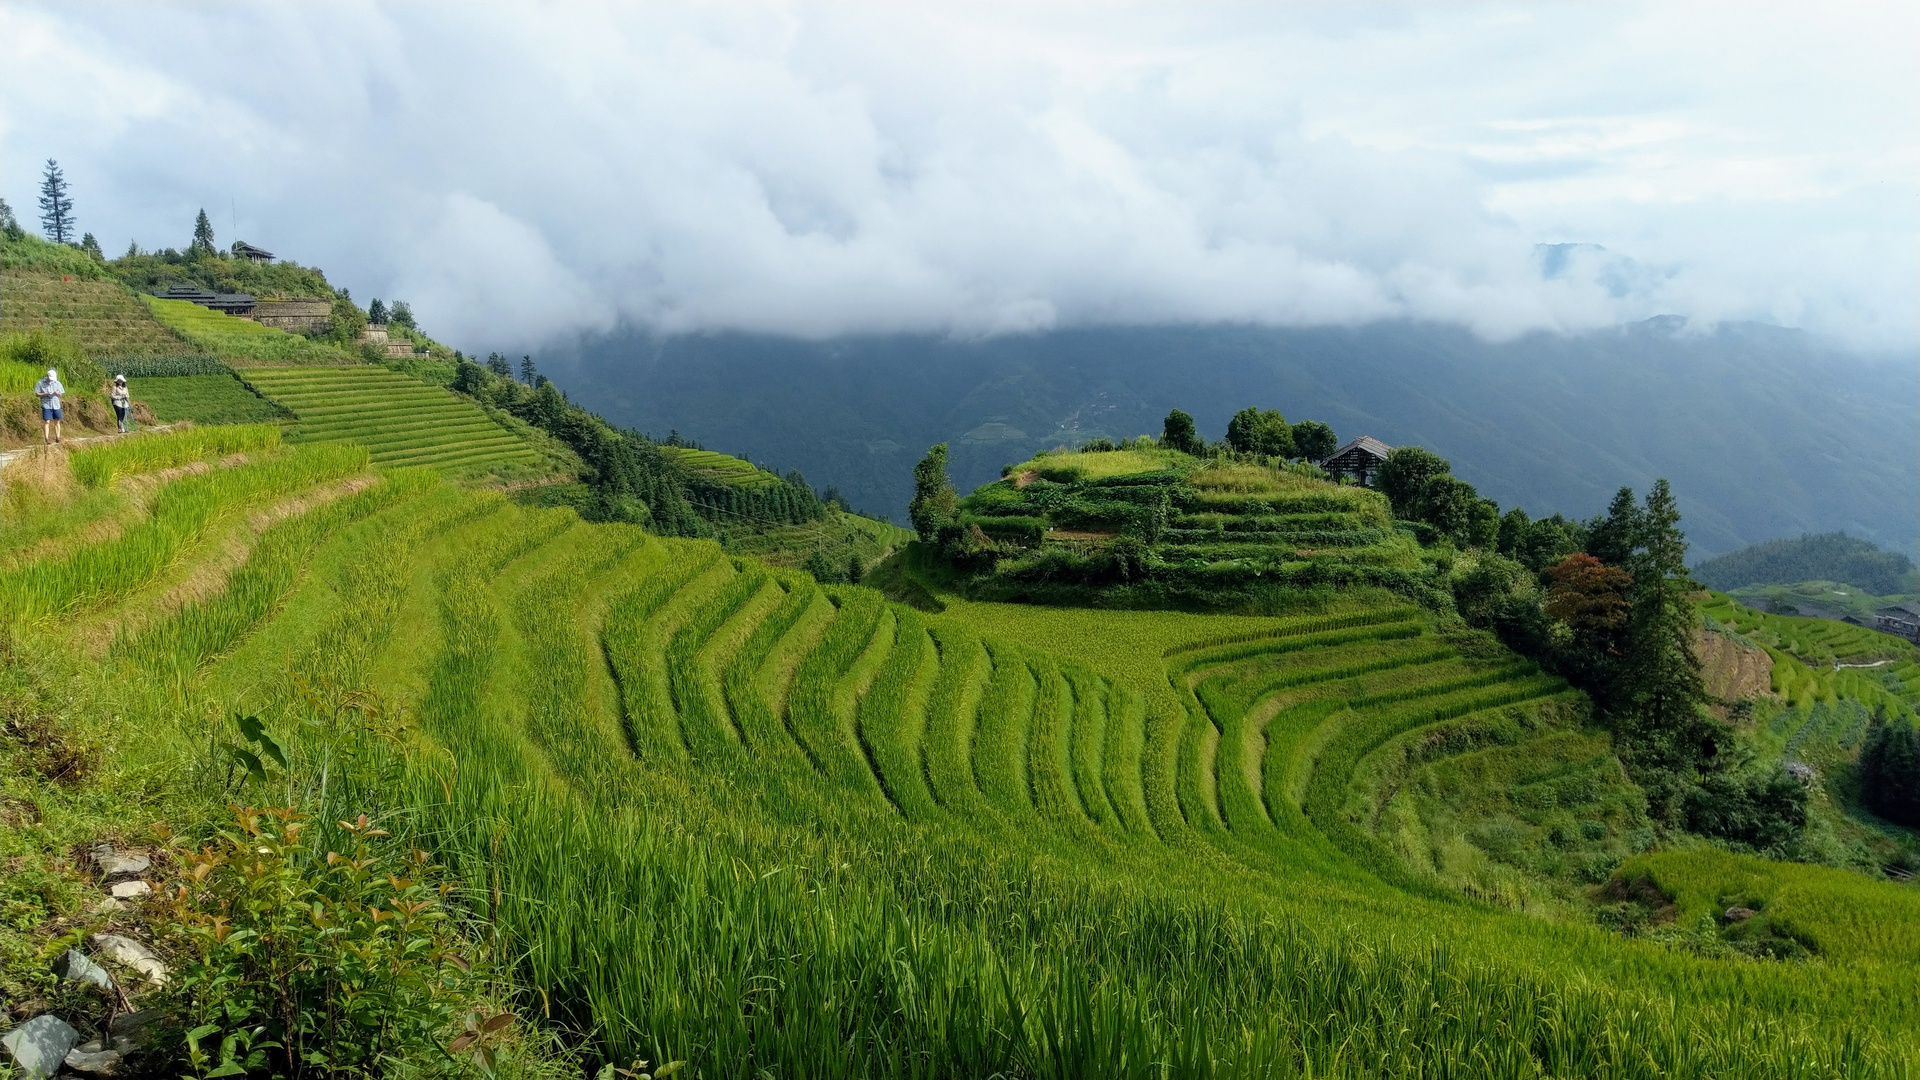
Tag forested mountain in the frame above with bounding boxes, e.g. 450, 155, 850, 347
1694, 532, 1918, 595
543, 318, 1918, 558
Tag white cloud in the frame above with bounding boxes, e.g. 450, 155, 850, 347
2, 1, 1912, 352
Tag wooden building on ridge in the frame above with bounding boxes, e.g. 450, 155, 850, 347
1320, 435, 1393, 487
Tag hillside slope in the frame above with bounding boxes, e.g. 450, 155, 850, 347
546, 319, 1919, 559
5, 436, 1918, 1076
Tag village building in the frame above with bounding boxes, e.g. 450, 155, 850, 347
156, 282, 333, 333
253, 299, 334, 333
156, 282, 255, 316
232, 241, 276, 263
357, 323, 426, 359
1874, 600, 1920, 644
1320, 435, 1393, 487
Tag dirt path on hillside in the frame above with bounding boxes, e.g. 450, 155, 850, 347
0, 423, 189, 475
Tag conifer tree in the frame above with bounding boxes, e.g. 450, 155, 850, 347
368, 299, 388, 324
487, 352, 512, 377
39, 159, 74, 243
190, 208, 216, 255
1611, 480, 1716, 780
520, 355, 538, 385
80, 233, 103, 260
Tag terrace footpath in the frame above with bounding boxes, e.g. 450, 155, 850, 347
0, 423, 187, 475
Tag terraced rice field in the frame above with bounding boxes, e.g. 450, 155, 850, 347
132, 374, 290, 426
660, 445, 783, 488
1702, 593, 1920, 715
24, 450, 1918, 1077
241, 365, 539, 475
0, 272, 197, 358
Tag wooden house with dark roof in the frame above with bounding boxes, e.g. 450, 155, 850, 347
1874, 601, 1920, 644
156, 282, 256, 316
233, 241, 276, 263
1320, 435, 1393, 487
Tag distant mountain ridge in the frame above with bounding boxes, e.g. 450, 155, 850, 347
542, 318, 1919, 558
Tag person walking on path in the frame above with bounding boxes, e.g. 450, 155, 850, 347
33, 368, 65, 445
110, 374, 132, 434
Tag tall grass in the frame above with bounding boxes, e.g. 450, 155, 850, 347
0, 442, 365, 621
68, 423, 282, 487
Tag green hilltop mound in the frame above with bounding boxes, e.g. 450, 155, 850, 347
937, 445, 1423, 610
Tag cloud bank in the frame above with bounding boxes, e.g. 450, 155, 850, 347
3, 2, 1913, 352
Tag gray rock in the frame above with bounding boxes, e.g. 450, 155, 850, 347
93, 897, 130, 915
93, 853, 149, 880
108, 1008, 162, 1047
1725, 906, 1758, 922
64, 1047, 123, 1074
53, 948, 115, 991
107, 880, 151, 900
2, 1014, 80, 1079
88, 934, 168, 986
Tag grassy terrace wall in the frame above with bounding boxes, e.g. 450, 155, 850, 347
11, 447, 1920, 1077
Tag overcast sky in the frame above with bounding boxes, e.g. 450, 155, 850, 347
4, 2, 1914, 354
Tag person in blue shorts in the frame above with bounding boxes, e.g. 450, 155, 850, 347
33, 368, 65, 445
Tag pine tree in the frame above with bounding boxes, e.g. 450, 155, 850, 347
39, 159, 75, 243
190, 208, 216, 256
520, 356, 538, 385
1611, 480, 1717, 782
80, 233, 103, 260
367, 299, 388, 325
487, 352, 512, 377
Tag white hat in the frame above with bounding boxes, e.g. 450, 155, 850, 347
114, 374, 126, 382
47, 368, 57, 378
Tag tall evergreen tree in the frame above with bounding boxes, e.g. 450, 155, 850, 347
367, 298, 388, 324
520, 355, 538, 385
1859, 716, 1920, 826
1611, 480, 1717, 778
38, 159, 74, 243
190, 208, 216, 255
486, 352, 513, 377
79, 233, 104, 260
909, 443, 957, 542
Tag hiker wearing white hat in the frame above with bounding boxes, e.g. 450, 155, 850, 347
33, 368, 65, 445
111, 374, 132, 434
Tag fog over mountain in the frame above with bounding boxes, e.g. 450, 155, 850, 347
4, 3, 1914, 352
545, 319, 1917, 560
